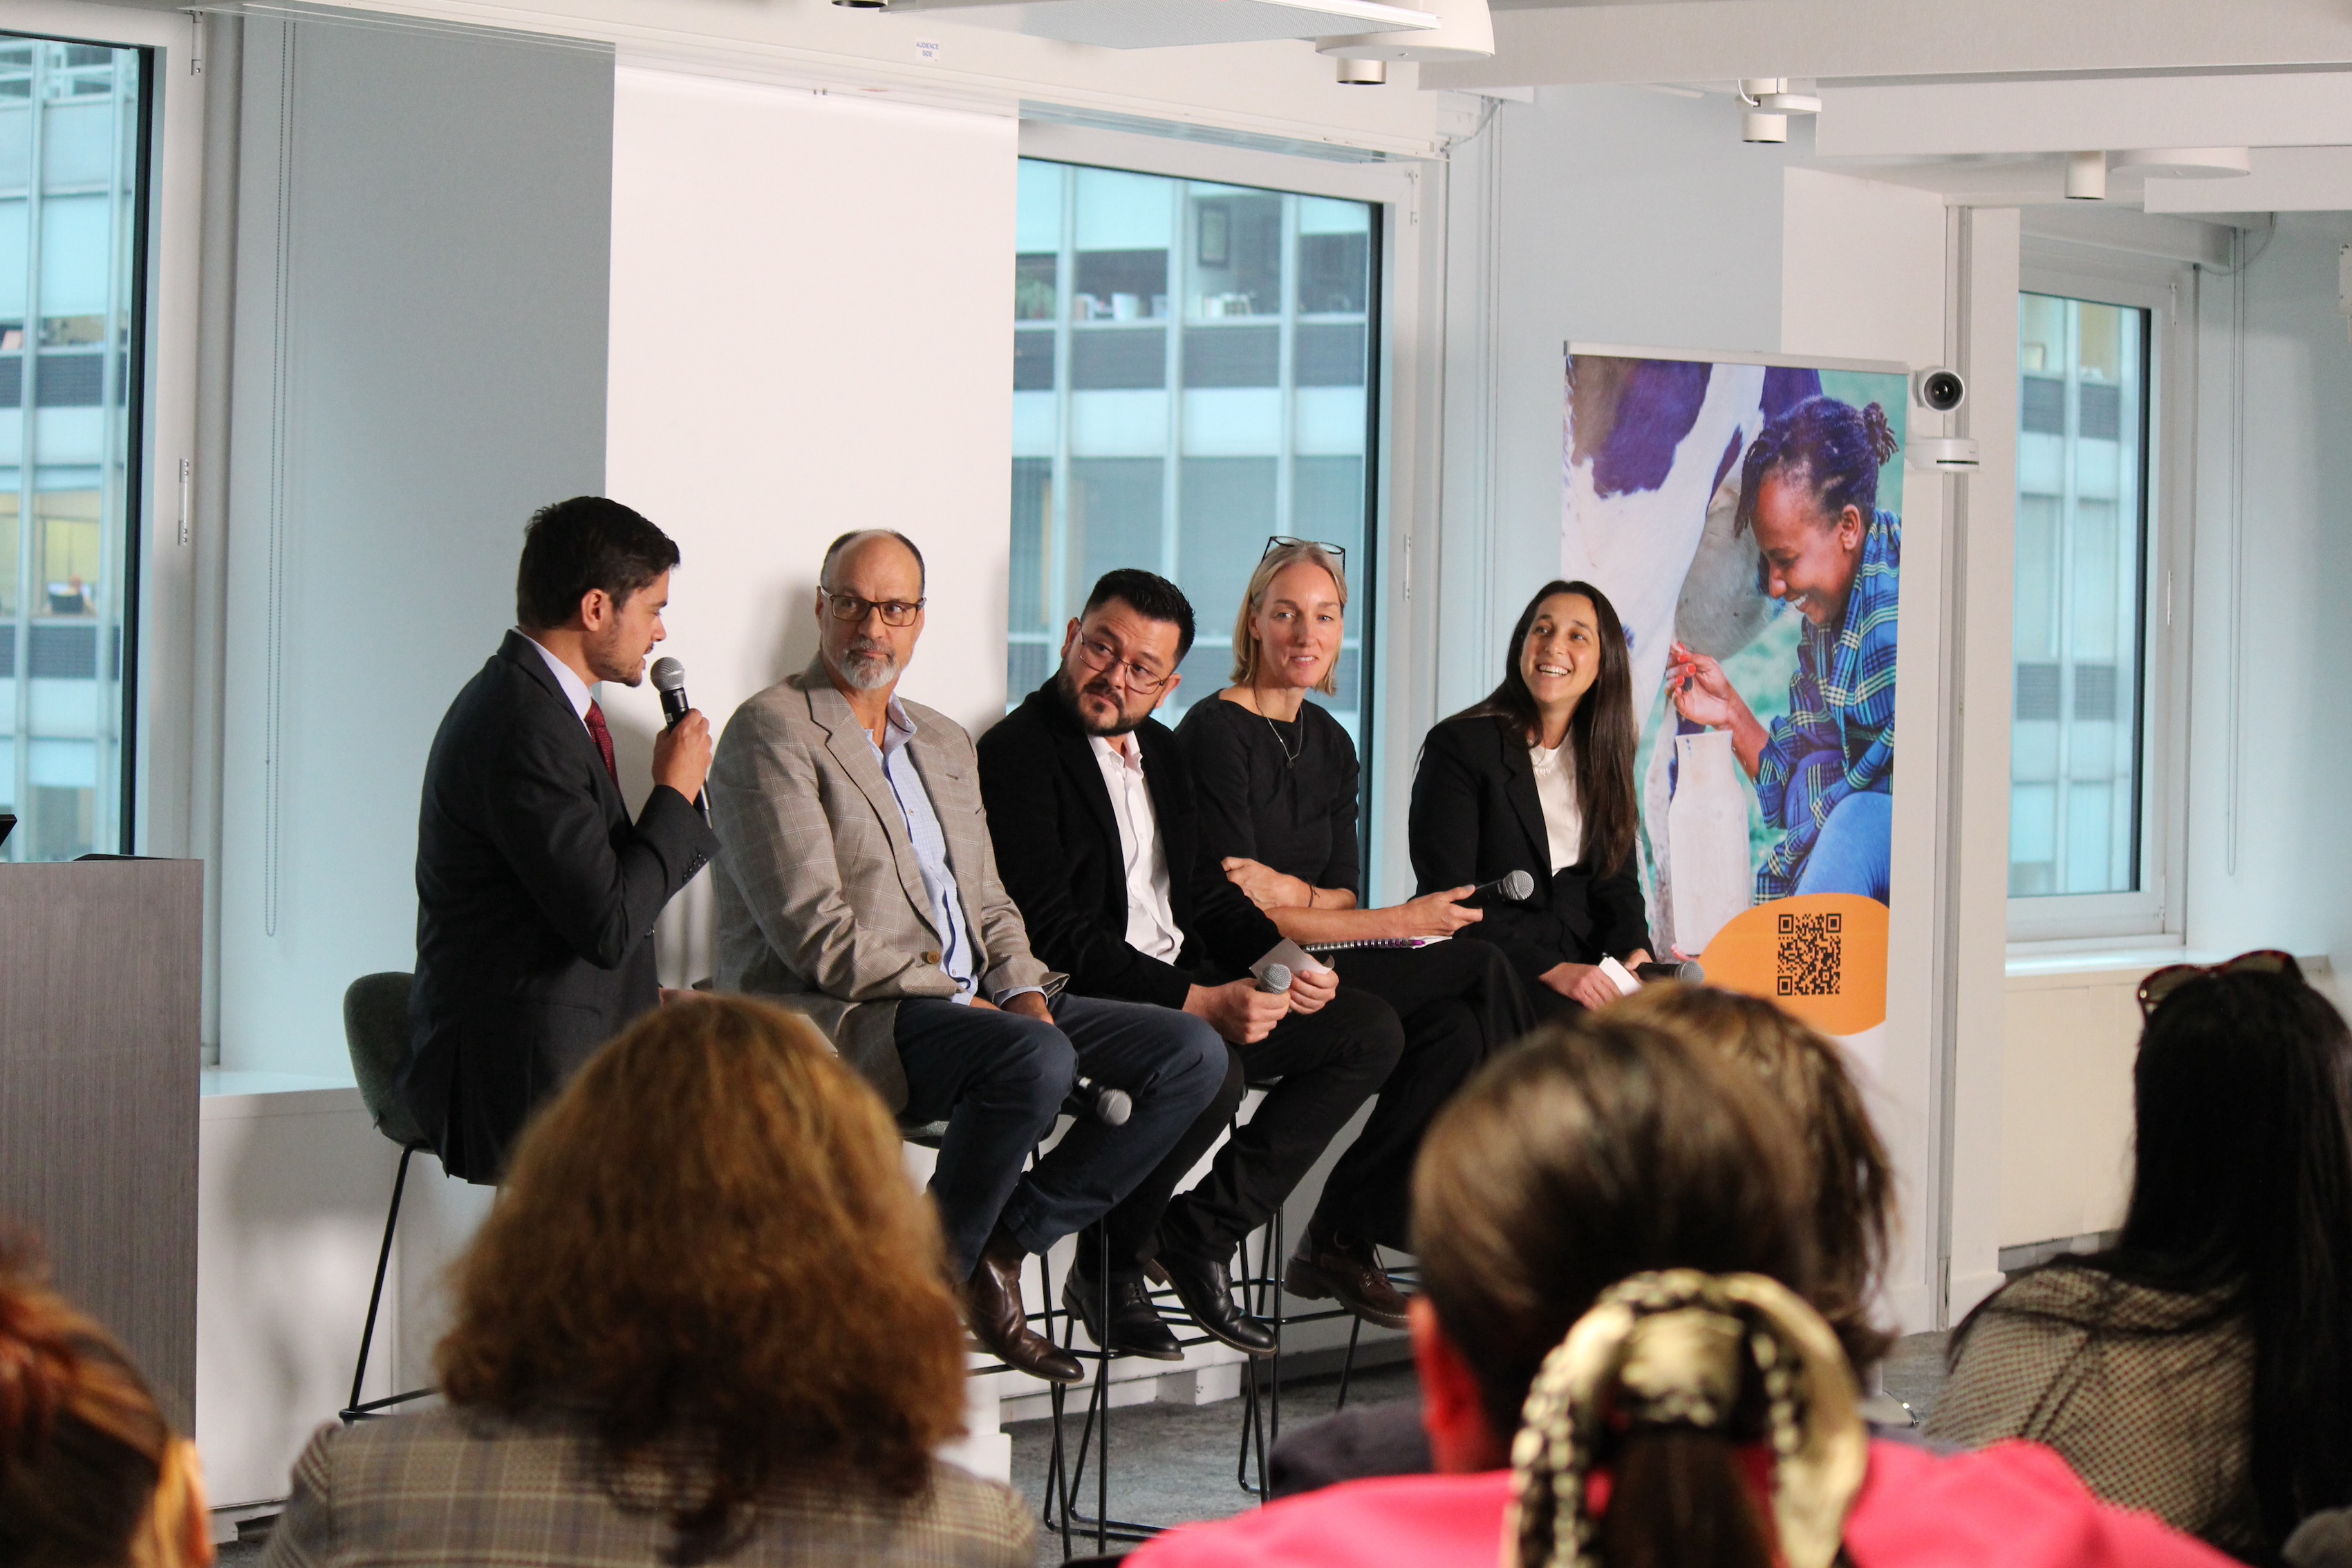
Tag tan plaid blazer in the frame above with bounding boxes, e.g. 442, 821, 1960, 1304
259, 1410, 1033, 1568
709, 661, 1059, 1110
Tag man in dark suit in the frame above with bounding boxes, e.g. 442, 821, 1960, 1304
977, 569, 1405, 1357
402, 496, 717, 1182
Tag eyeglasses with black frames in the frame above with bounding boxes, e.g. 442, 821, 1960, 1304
821, 590, 925, 628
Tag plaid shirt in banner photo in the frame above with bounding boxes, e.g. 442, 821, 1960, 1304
1754, 508, 1900, 902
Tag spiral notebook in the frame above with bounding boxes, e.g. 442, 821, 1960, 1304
1300, 935, 1453, 955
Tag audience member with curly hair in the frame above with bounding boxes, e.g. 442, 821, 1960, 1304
259, 995, 1031, 1568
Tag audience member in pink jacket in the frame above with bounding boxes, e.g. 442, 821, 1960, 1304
1134, 1007, 2235, 1568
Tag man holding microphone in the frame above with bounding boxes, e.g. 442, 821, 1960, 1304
401, 496, 717, 1184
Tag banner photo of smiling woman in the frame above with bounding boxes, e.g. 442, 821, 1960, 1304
1559, 350, 1906, 1062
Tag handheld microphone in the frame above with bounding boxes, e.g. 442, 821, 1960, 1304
647, 656, 710, 825
650, 657, 691, 727
1635, 959, 1705, 985
1070, 1076, 1132, 1126
1470, 868, 1538, 902
1256, 964, 1293, 995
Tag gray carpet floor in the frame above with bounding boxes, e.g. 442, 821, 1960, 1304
214, 1333, 1950, 1568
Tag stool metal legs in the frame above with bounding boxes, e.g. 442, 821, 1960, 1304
340, 1144, 435, 1423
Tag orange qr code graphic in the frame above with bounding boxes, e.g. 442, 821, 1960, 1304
1775, 911, 1842, 998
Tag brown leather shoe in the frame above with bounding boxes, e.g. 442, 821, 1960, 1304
965, 1229, 1083, 1384
1284, 1224, 1410, 1330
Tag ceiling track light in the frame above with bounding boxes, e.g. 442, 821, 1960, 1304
1336, 57, 1386, 83
1737, 77, 1818, 144
2066, 151, 2108, 201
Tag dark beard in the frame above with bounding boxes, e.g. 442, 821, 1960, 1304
1054, 666, 1143, 738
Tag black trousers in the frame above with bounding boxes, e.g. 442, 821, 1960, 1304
1316, 935, 1535, 1247
1094, 986, 1403, 1278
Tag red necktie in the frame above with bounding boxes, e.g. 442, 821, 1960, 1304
584, 701, 618, 786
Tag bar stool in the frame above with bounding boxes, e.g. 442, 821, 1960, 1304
338, 971, 437, 1423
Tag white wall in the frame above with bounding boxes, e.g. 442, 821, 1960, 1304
2185, 213, 2352, 968
216, 17, 615, 1074
602, 67, 1018, 983
1436, 87, 1805, 718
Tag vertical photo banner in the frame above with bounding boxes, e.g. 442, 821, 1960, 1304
1562, 348, 1905, 1054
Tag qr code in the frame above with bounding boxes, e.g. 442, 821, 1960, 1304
1776, 911, 1842, 998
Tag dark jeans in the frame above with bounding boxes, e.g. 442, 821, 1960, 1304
895, 993, 1227, 1276
1319, 936, 1533, 1247
1131, 986, 1407, 1271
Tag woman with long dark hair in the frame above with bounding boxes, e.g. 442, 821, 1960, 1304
1928, 955, 2352, 1560
1129, 1013, 2233, 1568
1175, 539, 1533, 1332
1409, 579, 1650, 1016
1668, 395, 1901, 902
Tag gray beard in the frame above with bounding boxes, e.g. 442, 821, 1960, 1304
837, 648, 900, 691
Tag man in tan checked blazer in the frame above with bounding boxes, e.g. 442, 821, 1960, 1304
709, 529, 1229, 1384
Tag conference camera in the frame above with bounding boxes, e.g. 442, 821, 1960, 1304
1913, 367, 1967, 413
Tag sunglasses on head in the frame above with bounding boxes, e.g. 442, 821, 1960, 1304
1262, 536, 1348, 572
2136, 949, 2304, 1018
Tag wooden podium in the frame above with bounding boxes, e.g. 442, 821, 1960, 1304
0, 859, 201, 1428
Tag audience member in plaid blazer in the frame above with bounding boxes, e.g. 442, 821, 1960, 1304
262, 998, 1033, 1568
1669, 395, 1903, 904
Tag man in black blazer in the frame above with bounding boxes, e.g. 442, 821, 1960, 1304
401, 496, 717, 1182
978, 570, 1404, 1357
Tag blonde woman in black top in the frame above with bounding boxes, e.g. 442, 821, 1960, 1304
1175, 539, 1533, 1329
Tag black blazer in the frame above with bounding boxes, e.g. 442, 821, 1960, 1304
400, 631, 715, 1182
976, 684, 1282, 1010
1408, 712, 1651, 982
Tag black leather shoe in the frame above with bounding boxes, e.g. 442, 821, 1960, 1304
1062, 1264, 1184, 1361
1158, 1249, 1276, 1356
965, 1230, 1083, 1384
1285, 1224, 1410, 1330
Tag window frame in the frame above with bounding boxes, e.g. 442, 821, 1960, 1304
1008, 120, 1417, 894
2007, 248, 2194, 944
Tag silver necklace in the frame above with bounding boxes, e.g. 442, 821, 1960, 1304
1258, 704, 1303, 769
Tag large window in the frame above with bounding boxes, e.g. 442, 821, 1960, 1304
1007, 159, 1379, 739
2010, 292, 2150, 906
0, 35, 144, 860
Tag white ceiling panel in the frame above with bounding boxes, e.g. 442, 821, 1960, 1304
890, 0, 1437, 48
1818, 73, 2352, 158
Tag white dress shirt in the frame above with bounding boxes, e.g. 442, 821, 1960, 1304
520, 630, 594, 727
1091, 734, 1186, 963
1530, 738, 1585, 872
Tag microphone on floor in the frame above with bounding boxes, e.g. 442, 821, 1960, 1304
648, 656, 711, 826
1470, 869, 1538, 902
1071, 1076, 1132, 1126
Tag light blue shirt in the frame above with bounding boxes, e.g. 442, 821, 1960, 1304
871, 699, 980, 1004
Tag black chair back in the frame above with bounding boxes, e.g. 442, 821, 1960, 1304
343, 972, 428, 1151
